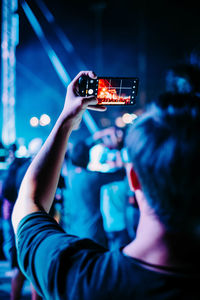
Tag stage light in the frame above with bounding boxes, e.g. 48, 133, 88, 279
16, 145, 28, 157
10, 96, 15, 106
1, 41, 8, 49
2, 93, 7, 104
30, 116, 39, 127
115, 116, 126, 128
122, 113, 133, 124
40, 114, 51, 126
2, 49, 9, 59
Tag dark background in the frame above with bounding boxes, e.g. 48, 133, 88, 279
1, 0, 200, 145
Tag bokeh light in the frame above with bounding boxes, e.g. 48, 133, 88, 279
122, 113, 133, 124
40, 114, 51, 126
115, 117, 126, 128
30, 116, 39, 127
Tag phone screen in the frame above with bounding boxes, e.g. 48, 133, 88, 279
78, 76, 139, 105
97, 78, 138, 105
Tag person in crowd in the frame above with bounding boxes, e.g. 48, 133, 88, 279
63, 137, 125, 247
12, 71, 200, 300
164, 43, 200, 97
165, 62, 200, 95
100, 146, 140, 250
100, 175, 133, 249
92, 126, 125, 150
1, 142, 42, 300
87, 126, 124, 173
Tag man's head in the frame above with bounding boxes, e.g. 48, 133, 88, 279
126, 93, 200, 234
70, 140, 90, 169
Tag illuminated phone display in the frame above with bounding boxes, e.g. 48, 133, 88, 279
78, 76, 139, 105
97, 78, 138, 105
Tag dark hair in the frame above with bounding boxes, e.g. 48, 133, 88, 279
126, 93, 200, 232
165, 63, 200, 95
70, 140, 90, 169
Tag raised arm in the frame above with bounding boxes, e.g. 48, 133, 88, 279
12, 71, 105, 233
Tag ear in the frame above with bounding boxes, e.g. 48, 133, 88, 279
126, 164, 141, 192
127, 165, 154, 214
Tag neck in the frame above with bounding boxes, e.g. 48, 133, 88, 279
123, 212, 200, 270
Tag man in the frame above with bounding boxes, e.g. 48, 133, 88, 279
12, 71, 200, 299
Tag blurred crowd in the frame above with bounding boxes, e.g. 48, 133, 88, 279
0, 124, 139, 250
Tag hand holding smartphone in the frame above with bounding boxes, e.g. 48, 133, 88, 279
78, 75, 139, 106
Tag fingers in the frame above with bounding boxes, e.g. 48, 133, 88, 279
71, 70, 97, 87
80, 96, 107, 111
82, 95, 97, 106
88, 105, 107, 112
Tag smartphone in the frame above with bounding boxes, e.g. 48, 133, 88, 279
78, 76, 139, 105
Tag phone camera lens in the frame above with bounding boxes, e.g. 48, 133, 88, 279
88, 89, 94, 95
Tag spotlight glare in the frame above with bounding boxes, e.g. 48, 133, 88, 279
115, 117, 125, 128
122, 113, 133, 124
30, 117, 39, 127
40, 114, 51, 126
16, 145, 28, 157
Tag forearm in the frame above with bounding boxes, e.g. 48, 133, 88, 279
25, 113, 73, 209
12, 113, 73, 233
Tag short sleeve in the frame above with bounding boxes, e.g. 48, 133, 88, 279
16, 212, 107, 300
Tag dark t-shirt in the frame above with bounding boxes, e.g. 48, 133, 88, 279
16, 212, 200, 300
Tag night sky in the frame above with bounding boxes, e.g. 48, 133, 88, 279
1, 0, 200, 145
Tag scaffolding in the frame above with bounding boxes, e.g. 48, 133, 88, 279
1, 0, 18, 146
